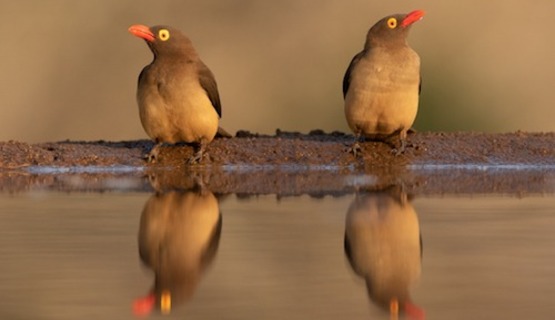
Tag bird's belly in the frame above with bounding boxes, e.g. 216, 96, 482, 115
345, 85, 418, 136
139, 88, 219, 144
344, 51, 420, 137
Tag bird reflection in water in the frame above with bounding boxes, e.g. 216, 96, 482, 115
133, 187, 222, 316
344, 186, 424, 319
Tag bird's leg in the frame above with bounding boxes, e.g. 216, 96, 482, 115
348, 132, 363, 157
187, 140, 208, 165
392, 130, 408, 156
145, 142, 162, 163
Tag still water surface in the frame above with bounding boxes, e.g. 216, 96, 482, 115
0, 189, 554, 319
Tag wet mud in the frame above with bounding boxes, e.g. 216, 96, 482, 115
1, 130, 554, 196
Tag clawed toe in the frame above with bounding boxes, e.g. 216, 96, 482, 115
391, 139, 408, 156
348, 142, 362, 157
144, 144, 161, 163
145, 150, 159, 163
391, 147, 404, 156
187, 143, 209, 165
187, 152, 204, 165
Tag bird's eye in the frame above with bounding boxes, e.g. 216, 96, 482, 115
387, 17, 397, 29
158, 29, 170, 41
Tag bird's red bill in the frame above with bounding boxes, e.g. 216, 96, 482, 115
401, 10, 426, 27
129, 24, 155, 42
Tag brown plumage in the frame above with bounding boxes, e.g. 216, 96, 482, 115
129, 24, 224, 164
343, 10, 425, 156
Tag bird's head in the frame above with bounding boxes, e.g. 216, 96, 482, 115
128, 24, 196, 59
365, 10, 425, 48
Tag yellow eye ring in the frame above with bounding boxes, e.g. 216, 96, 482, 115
158, 29, 170, 41
387, 17, 397, 29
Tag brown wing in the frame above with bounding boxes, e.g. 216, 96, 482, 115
198, 62, 222, 118
342, 51, 365, 99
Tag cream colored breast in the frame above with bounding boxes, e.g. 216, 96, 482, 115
344, 48, 420, 135
137, 68, 219, 144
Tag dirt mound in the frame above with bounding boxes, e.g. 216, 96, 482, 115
1, 131, 554, 195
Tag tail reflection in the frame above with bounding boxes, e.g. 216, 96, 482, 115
344, 187, 424, 319
133, 189, 222, 316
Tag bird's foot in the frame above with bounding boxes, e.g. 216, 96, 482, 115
144, 152, 157, 163
391, 147, 405, 156
188, 141, 212, 165
187, 153, 202, 165
144, 144, 161, 163
187, 150, 209, 165
348, 142, 362, 157
391, 139, 407, 156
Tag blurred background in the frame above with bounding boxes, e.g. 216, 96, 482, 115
1, 0, 554, 143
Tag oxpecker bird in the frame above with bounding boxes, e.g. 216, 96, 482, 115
129, 24, 225, 164
343, 10, 425, 156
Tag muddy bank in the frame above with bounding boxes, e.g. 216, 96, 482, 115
0, 131, 554, 195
